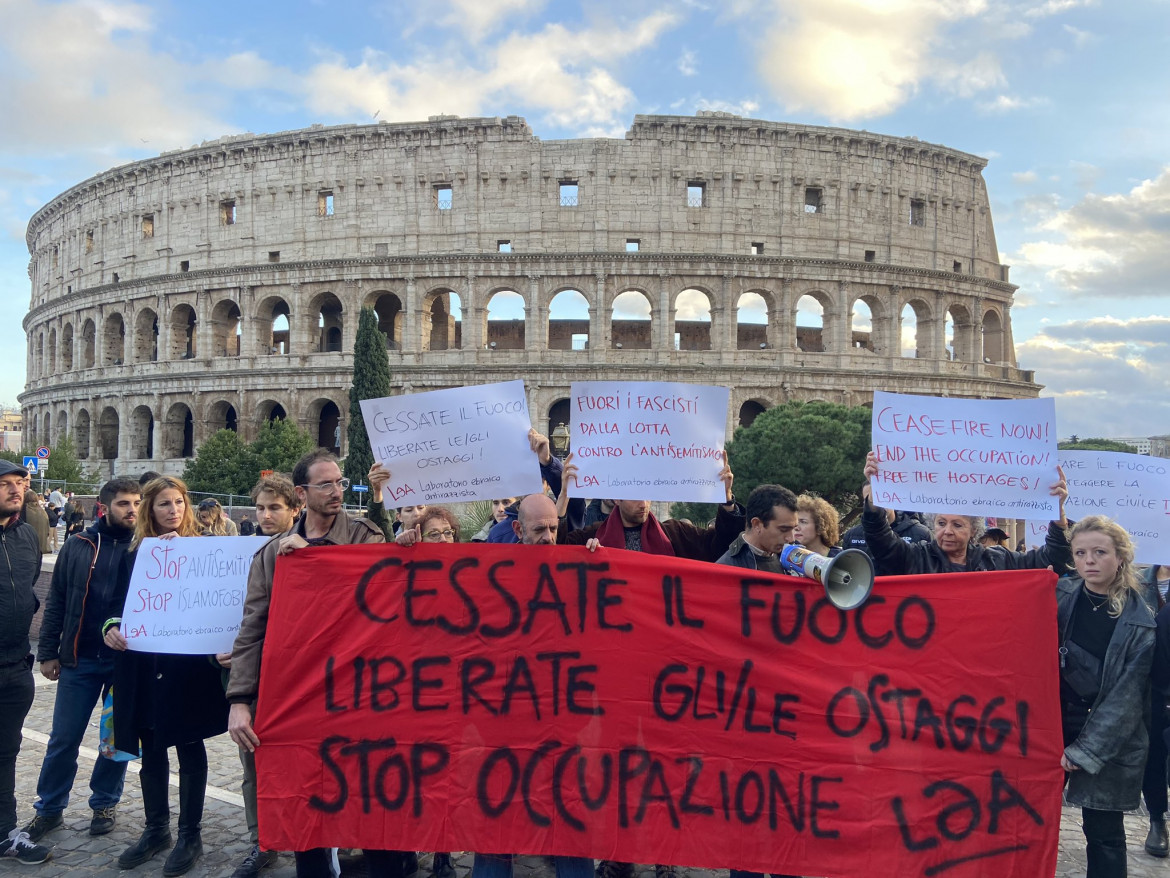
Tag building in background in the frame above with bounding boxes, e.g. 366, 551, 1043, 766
20, 113, 1037, 475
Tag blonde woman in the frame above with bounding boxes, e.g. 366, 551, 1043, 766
103, 478, 228, 876
1058, 515, 1155, 877
195, 498, 237, 536
792, 494, 841, 557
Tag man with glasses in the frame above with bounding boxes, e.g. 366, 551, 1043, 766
226, 449, 408, 878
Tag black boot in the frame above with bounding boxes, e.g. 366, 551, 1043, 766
162, 768, 206, 877
1146, 817, 1169, 857
119, 757, 172, 869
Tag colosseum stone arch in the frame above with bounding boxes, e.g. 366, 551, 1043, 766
20, 112, 1036, 475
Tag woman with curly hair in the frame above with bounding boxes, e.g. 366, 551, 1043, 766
792, 494, 841, 557
103, 477, 228, 876
1059, 515, 1155, 877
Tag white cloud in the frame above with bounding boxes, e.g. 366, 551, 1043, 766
751, 0, 994, 121
437, 0, 545, 39
678, 49, 698, 76
0, 0, 228, 153
299, 13, 679, 134
1062, 23, 1095, 47
1017, 316, 1170, 437
979, 93, 1044, 112
1011, 167, 1170, 299
1012, 170, 1038, 184
1025, 0, 1097, 18
691, 97, 761, 116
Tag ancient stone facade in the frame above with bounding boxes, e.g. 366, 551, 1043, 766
20, 113, 1036, 475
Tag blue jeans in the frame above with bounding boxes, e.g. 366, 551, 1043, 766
473, 854, 594, 878
33, 655, 126, 816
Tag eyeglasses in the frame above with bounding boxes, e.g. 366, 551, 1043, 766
300, 478, 351, 493
422, 528, 457, 541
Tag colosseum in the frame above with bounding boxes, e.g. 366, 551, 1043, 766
20, 112, 1037, 476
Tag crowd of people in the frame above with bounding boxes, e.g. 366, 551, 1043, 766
0, 430, 1168, 878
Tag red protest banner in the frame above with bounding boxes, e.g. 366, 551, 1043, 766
254, 544, 1064, 878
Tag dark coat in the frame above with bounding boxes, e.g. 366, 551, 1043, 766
1058, 576, 1155, 811
38, 519, 134, 667
0, 517, 41, 663
560, 502, 745, 562
861, 503, 1073, 576
841, 511, 930, 558
110, 545, 228, 751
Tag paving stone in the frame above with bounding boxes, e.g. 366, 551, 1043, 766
13, 674, 1170, 876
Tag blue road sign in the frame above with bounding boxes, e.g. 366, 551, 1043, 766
22, 457, 38, 473
351, 484, 369, 493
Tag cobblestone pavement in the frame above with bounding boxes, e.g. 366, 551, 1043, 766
9, 673, 1170, 877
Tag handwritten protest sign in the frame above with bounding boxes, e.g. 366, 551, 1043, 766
568, 381, 730, 503
1026, 450, 1170, 563
256, 545, 1063, 877
360, 380, 543, 506
870, 391, 1059, 518
122, 536, 267, 654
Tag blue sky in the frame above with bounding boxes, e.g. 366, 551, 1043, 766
2, 0, 1168, 439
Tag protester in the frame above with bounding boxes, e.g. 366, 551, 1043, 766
397, 506, 460, 545
792, 494, 841, 557
558, 455, 738, 878
1140, 562, 1170, 857
471, 497, 517, 542
226, 450, 408, 878
860, 451, 1072, 575
1059, 516, 1155, 878
23, 478, 140, 847
365, 461, 422, 538
840, 486, 930, 558
215, 474, 301, 878
197, 497, 238, 535
556, 452, 740, 562
979, 527, 1011, 548
0, 460, 50, 864
716, 484, 799, 572
103, 477, 228, 875
469, 494, 594, 878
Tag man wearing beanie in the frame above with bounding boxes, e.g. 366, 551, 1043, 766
0, 460, 49, 864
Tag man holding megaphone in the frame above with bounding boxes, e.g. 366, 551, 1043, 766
715, 483, 802, 878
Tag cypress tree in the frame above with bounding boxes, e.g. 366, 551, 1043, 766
344, 307, 393, 502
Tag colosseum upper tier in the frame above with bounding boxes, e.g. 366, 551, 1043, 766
21, 112, 1037, 474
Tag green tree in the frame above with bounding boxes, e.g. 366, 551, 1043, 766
240, 418, 315, 483
344, 307, 393, 503
724, 401, 872, 511
182, 429, 247, 495
1058, 437, 1139, 453
42, 434, 98, 489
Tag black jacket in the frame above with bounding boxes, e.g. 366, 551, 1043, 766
841, 511, 930, 558
861, 502, 1072, 576
0, 517, 42, 663
111, 544, 229, 750
38, 518, 135, 667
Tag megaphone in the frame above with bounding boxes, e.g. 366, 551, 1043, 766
779, 544, 874, 611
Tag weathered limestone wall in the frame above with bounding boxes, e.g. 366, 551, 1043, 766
20, 113, 1035, 475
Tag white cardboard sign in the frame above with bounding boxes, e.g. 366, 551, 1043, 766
869, 391, 1059, 518
122, 536, 268, 654
568, 381, 730, 503
360, 380, 543, 506
1026, 450, 1170, 564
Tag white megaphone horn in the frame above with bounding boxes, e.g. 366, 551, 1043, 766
778, 544, 874, 611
